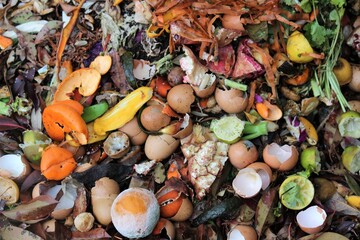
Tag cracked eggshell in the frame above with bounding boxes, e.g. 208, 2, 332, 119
0, 154, 31, 183
296, 205, 327, 234
232, 168, 262, 198
91, 177, 120, 225
152, 218, 175, 239
215, 88, 248, 113
228, 225, 257, 240
145, 134, 179, 161
263, 143, 299, 171
119, 117, 148, 145
247, 162, 272, 190
192, 79, 217, 98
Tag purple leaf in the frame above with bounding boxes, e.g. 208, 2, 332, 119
0, 116, 26, 131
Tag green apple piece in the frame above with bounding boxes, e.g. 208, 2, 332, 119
82, 101, 109, 123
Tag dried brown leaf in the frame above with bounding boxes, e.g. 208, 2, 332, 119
0, 225, 43, 240
2, 195, 58, 223
255, 187, 278, 236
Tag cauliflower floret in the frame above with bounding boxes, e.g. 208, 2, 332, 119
182, 140, 229, 199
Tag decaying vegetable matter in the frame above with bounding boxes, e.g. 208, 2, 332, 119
0, 0, 360, 239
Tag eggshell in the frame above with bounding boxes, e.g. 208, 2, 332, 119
247, 162, 272, 190
91, 177, 120, 225
191, 79, 217, 98
145, 134, 179, 161
152, 218, 176, 239
215, 88, 248, 113
0, 154, 31, 183
232, 168, 262, 198
140, 105, 171, 131
228, 225, 257, 240
119, 117, 148, 145
263, 143, 299, 171
111, 187, 160, 239
172, 115, 193, 139
167, 84, 195, 113
170, 197, 193, 222
296, 205, 327, 234
228, 140, 258, 169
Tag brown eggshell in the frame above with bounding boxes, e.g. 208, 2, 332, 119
215, 88, 248, 113
145, 134, 179, 161
152, 218, 176, 239
167, 84, 195, 113
172, 116, 193, 139
119, 117, 148, 145
296, 205, 327, 234
263, 143, 299, 171
228, 225, 257, 240
170, 197, 193, 222
191, 79, 217, 98
228, 140, 258, 169
247, 162, 273, 190
140, 105, 171, 131
232, 168, 262, 198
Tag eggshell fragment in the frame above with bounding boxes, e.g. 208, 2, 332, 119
170, 197, 193, 222
111, 188, 160, 239
140, 105, 171, 131
232, 168, 262, 198
119, 117, 148, 145
296, 205, 327, 234
0, 154, 31, 183
247, 162, 272, 190
145, 134, 179, 161
263, 143, 299, 171
215, 88, 248, 113
228, 225, 257, 240
152, 218, 175, 239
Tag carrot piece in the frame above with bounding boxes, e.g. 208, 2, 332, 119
56, 0, 86, 81
246, 81, 257, 113
167, 162, 181, 179
256, 102, 269, 118
0, 35, 12, 49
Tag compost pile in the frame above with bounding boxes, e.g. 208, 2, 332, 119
0, 0, 359, 239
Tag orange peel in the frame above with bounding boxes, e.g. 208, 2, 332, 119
53, 68, 101, 102
42, 100, 88, 145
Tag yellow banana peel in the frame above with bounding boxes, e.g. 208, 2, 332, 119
94, 87, 153, 136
